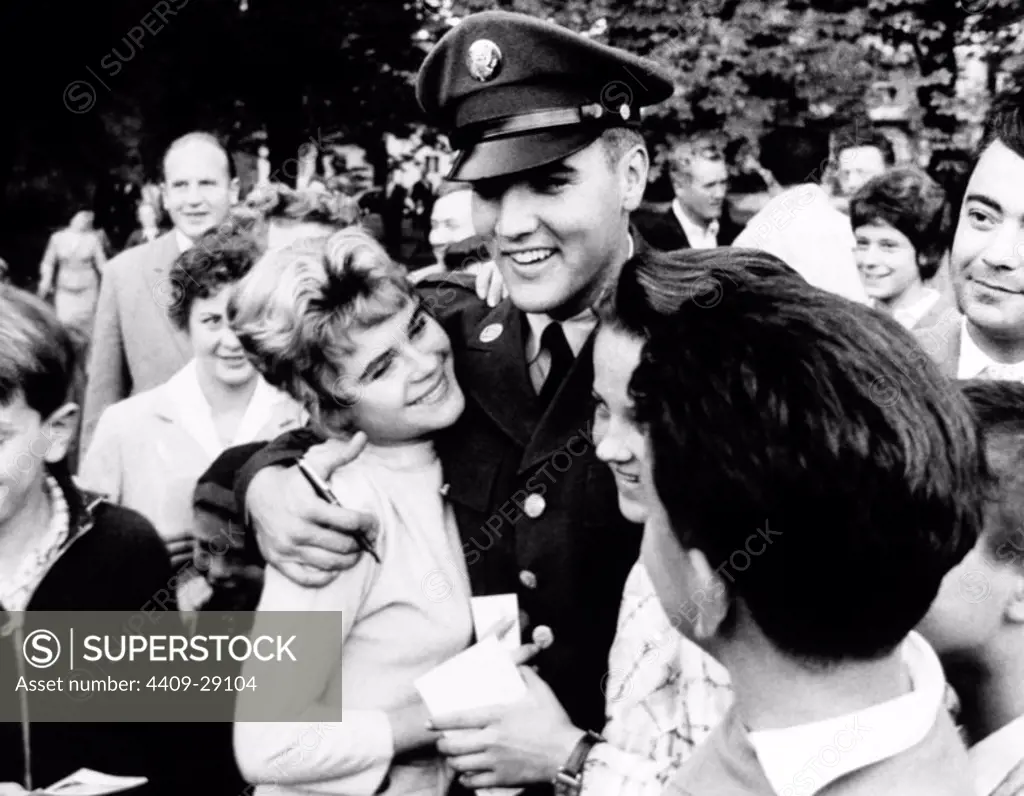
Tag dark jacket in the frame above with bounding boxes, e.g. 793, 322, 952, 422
0, 467, 238, 796
631, 204, 742, 251
231, 272, 642, 735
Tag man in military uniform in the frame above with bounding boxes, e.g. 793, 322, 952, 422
229, 8, 674, 786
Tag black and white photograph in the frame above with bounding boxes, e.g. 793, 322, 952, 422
1, 0, 1023, 794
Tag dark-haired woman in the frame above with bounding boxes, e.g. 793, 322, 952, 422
78, 222, 303, 605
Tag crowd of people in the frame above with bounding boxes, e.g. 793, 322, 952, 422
2, 7, 1024, 796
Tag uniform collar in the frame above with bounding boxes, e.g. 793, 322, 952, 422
521, 233, 632, 362
747, 632, 947, 796
971, 713, 1024, 796
524, 307, 598, 363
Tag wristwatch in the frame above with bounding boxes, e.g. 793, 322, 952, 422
553, 730, 604, 796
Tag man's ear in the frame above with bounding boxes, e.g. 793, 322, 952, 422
41, 403, 79, 464
621, 144, 650, 214
687, 548, 730, 641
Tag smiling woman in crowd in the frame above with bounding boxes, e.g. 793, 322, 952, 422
231, 227, 473, 796
78, 221, 303, 607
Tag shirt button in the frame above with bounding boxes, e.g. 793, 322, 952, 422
523, 493, 546, 518
519, 570, 538, 590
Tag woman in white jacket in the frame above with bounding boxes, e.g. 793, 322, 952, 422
231, 227, 473, 796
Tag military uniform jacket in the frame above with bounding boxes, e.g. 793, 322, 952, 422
232, 276, 642, 733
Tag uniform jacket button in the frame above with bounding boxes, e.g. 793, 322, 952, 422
532, 625, 554, 649
523, 493, 546, 518
519, 569, 538, 590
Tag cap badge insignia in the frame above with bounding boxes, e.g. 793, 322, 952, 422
466, 39, 502, 82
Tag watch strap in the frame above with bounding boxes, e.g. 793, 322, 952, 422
554, 730, 604, 796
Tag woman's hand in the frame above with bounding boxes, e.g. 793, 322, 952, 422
432, 666, 581, 788
247, 434, 379, 588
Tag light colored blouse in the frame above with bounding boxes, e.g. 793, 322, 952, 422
582, 561, 733, 796
234, 440, 474, 796
80, 359, 303, 543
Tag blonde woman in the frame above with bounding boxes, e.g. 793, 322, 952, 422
231, 228, 473, 796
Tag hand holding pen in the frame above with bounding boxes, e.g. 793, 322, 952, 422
296, 456, 381, 564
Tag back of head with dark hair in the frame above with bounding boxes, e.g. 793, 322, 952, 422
596, 247, 806, 340
167, 221, 263, 331
631, 257, 984, 664
849, 166, 952, 280
978, 86, 1024, 162
833, 126, 896, 166
0, 286, 78, 418
758, 125, 830, 188
959, 379, 1024, 566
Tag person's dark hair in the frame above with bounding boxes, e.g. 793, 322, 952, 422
167, 221, 263, 331
959, 380, 1024, 567
849, 166, 952, 280
0, 286, 78, 418
162, 131, 237, 181
834, 126, 896, 166
758, 125, 830, 188
927, 148, 973, 220
631, 252, 983, 664
596, 247, 805, 340
978, 86, 1024, 161
244, 182, 360, 229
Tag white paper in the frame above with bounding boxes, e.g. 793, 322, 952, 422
415, 635, 526, 721
38, 769, 148, 796
470, 594, 520, 651
416, 637, 526, 796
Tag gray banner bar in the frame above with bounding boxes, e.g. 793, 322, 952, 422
0, 611, 345, 722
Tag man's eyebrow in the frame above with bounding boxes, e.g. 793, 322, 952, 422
964, 193, 1004, 215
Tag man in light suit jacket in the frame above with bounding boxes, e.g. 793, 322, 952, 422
913, 89, 1024, 385
82, 132, 238, 454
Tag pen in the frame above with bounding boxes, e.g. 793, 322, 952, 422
295, 458, 381, 564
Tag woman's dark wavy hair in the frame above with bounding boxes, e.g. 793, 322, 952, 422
629, 249, 984, 664
167, 220, 264, 331
596, 246, 805, 340
849, 166, 951, 280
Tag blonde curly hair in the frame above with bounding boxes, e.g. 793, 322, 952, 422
228, 226, 412, 437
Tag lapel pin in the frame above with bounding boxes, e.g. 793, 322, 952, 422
479, 323, 503, 343
440, 483, 450, 497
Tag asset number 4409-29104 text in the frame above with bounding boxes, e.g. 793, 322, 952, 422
146, 675, 257, 691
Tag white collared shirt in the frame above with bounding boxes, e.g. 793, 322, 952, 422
672, 199, 719, 249
170, 359, 283, 459
971, 714, 1024, 796
957, 317, 1024, 381
174, 228, 193, 254
874, 287, 941, 331
747, 632, 947, 796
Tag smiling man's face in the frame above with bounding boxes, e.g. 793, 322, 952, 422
952, 139, 1024, 341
